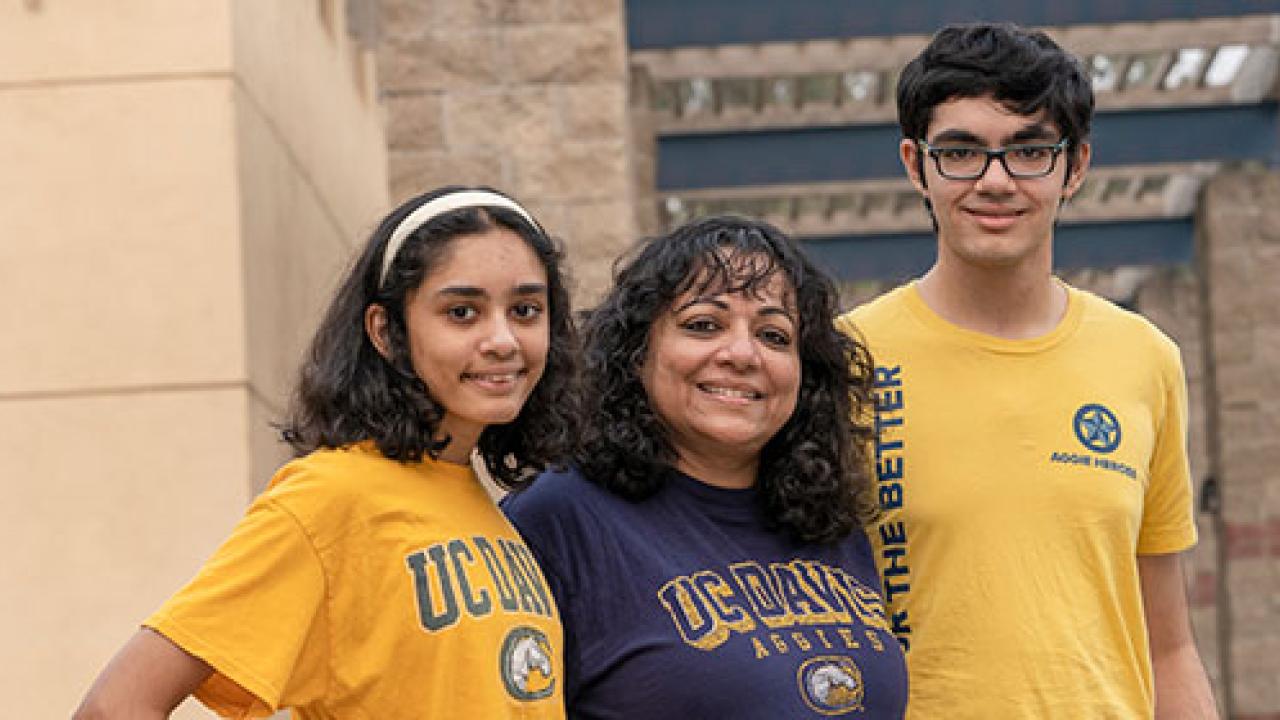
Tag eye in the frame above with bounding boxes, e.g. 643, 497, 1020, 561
446, 305, 478, 322
758, 326, 793, 348
680, 317, 721, 334
511, 301, 544, 321
936, 147, 978, 161
1010, 145, 1050, 160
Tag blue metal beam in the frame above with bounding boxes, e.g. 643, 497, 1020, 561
628, 0, 1280, 50
657, 103, 1279, 190
801, 219, 1194, 281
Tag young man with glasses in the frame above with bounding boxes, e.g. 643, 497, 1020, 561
837, 22, 1219, 718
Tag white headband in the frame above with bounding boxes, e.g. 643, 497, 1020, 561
379, 190, 541, 287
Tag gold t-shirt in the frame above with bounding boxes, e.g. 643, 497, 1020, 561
838, 283, 1196, 719
146, 443, 564, 719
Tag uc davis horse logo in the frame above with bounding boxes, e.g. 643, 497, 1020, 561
1073, 404, 1121, 453
500, 626, 556, 701
797, 656, 865, 715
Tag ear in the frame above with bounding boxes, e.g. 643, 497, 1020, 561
1063, 141, 1092, 199
364, 303, 393, 361
900, 138, 928, 195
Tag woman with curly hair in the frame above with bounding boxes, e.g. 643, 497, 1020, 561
503, 215, 907, 718
75, 187, 575, 719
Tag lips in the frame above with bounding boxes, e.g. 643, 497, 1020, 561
964, 206, 1024, 230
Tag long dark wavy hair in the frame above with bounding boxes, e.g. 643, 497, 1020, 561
576, 215, 875, 542
281, 186, 577, 489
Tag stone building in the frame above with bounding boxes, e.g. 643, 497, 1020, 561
379, 2, 1279, 717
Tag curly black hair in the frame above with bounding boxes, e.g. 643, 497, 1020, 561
576, 215, 875, 543
281, 186, 578, 489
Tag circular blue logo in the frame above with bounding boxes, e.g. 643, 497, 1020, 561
1073, 404, 1121, 454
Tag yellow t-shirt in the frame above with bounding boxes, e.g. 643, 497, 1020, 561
145, 443, 564, 719
837, 283, 1196, 719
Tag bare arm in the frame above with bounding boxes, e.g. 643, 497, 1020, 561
72, 627, 213, 720
1139, 553, 1219, 720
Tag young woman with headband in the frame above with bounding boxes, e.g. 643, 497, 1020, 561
74, 186, 577, 719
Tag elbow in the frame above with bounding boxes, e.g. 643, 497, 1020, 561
71, 694, 141, 720
70, 699, 108, 720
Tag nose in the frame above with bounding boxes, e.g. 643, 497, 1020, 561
480, 316, 518, 358
716, 325, 760, 371
974, 152, 1016, 193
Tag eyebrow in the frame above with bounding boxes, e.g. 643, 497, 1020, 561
435, 282, 548, 299
929, 121, 1059, 145
673, 296, 798, 324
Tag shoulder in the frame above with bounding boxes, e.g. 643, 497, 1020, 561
502, 466, 602, 531
836, 284, 914, 337
257, 444, 402, 534
502, 467, 617, 590
1071, 287, 1183, 367
266, 444, 385, 494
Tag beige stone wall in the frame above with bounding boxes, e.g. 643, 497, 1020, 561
378, 0, 641, 305
1196, 170, 1280, 718
0, 2, 387, 716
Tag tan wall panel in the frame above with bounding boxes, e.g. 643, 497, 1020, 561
230, 0, 388, 242
0, 78, 245, 393
0, 388, 252, 717
235, 82, 357, 410
0, 1, 231, 84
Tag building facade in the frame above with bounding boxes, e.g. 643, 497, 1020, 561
4, 1, 1277, 717
1, 2, 386, 717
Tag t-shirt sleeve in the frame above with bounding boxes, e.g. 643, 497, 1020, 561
1137, 340, 1198, 555
144, 496, 328, 717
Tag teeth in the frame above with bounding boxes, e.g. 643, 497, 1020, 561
702, 384, 760, 399
469, 373, 517, 382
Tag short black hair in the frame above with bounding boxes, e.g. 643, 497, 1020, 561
575, 215, 875, 543
898, 22, 1094, 149
281, 186, 578, 489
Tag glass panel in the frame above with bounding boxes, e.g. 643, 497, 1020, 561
1135, 174, 1170, 200
841, 70, 881, 104
829, 193, 854, 212
1162, 48, 1208, 90
1123, 52, 1166, 90
798, 73, 841, 108
1072, 178, 1098, 203
796, 194, 829, 219
716, 77, 760, 112
763, 76, 799, 109
678, 77, 714, 117
652, 80, 680, 114
662, 197, 689, 227
1204, 44, 1250, 87
1090, 54, 1123, 93
1100, 177, 1133, 203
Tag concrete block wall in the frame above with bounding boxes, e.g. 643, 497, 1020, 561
1196, 170, 1280, 720
378, 0, 642, 304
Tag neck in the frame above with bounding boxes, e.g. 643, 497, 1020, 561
919, 256, 1067, 340
674, 451, 758, 490
433, 422, 480, 466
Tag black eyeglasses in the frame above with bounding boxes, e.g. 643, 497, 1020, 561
918, 138, 1071, 180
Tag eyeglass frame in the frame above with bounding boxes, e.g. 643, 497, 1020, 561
916, 137, 1072, 180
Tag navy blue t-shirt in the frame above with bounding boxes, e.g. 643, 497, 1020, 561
502, 467, 907, 719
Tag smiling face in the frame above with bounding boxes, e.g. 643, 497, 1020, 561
901, 94, 1090, 273
367, 226, 549, 462
640, 261, 801, 483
